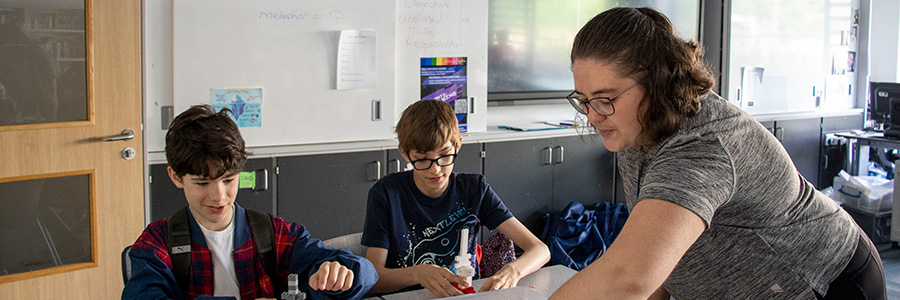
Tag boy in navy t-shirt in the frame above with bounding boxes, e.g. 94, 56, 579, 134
361, 100, 550, 297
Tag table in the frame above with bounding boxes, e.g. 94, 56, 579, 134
367, 265, 577, 300
833, 131, 900, 244
834, 131, 900, 176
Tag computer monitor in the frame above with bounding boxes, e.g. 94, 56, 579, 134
869, 82, 900, 129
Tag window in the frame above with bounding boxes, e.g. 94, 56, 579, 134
724, 0, 857, 113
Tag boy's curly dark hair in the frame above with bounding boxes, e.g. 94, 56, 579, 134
165, 105, 247, 179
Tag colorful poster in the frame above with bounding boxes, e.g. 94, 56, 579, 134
420, 57, 467, 132
211, 88, 262, 128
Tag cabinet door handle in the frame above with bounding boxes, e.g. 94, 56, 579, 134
821, 154, 828, 169
555, 146, 565, 164
390, 159, 401, 173
543, 147, 553, 165
367, 161, 382, 182
775, 127, 784, 141
255, 169, 268, 191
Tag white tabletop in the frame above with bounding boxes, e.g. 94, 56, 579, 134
370, 265, 577, 300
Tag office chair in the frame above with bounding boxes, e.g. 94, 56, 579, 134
121, 245, 133, 284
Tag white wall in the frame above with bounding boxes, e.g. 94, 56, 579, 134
869, 0, 900, 82
142, 0, 173, 153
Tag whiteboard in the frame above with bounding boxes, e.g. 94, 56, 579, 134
173, 1, 397, 147
394, 0, 488, 133
162, 0, 488, 149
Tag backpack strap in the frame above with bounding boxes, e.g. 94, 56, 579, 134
166, 207, 192, 297
166, 208, 283, 295
245, 210, 283, 294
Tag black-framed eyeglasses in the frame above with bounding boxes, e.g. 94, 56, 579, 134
408, 151, 458, 170
566, 83, 639, 116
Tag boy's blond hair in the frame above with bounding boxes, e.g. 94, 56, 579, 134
396, 100, 461, 152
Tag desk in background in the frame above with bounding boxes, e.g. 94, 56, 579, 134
365, 265, 577, 300
834, 131, 900, 176
833, 131, 900, 244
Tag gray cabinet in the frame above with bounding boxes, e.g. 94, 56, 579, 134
778, 118, 823, 188
277, 151, 382, 241
550, 136, 616, 211
148, 158, 276, 222
761, 118, 823, 188
483, 139, 553, 235
483, 136, 615, 235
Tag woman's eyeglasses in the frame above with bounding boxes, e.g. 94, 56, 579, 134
566, 83, 639, 116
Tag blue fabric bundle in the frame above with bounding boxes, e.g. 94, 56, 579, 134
540, 201, 628, 270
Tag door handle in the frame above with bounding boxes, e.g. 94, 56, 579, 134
555, 146, 565, 164
255, 169, 268, 191
367, 161, 382, 182
104, 129, 135, 141
543, 147, 553, 165
390, 159, 401, 173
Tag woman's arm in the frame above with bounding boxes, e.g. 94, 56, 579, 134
550, 199, 705, 300
648, 286, 671, 300
478, 218, 551, 292
365, 247, 469, 298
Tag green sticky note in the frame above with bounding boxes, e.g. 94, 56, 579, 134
239, 171, 256, 189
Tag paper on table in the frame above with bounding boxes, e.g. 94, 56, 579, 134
499, 122, 569, 131
337, 29, 376, 90
450, 286, 547, 300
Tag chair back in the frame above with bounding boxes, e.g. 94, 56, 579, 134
322, 232, 366, 256
121, 245, 133, 284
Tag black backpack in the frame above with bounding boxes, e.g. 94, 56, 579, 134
166, 207, 284, 296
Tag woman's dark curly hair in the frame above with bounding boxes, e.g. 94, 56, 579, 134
571, 7, 715, 145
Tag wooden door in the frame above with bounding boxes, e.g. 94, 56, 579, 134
0, 0, 142, 298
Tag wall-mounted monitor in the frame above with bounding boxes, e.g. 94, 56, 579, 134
487, 0, 701, 102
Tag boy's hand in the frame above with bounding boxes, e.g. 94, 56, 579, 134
477, 264, 521, 292
412, 264, 468, 298
309, 261, 355, 292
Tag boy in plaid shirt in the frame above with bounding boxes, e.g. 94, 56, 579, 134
123, 105, 376, 300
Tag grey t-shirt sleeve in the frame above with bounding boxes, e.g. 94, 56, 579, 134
639, 134, 735, 227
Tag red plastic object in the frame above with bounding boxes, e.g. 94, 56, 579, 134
451, 281, 476, 294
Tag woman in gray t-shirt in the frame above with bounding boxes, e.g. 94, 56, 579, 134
551, 7, 885, 300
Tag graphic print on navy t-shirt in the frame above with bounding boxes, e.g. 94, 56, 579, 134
397, 202, 479, 275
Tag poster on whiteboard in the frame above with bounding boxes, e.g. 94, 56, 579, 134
211, 88, 262, 128
420, 57, 467, 132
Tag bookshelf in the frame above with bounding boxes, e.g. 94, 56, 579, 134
24, 8, 86, 65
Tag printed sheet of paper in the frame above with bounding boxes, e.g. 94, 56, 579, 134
740, 66, 764, 108
337, 29, 377, 90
